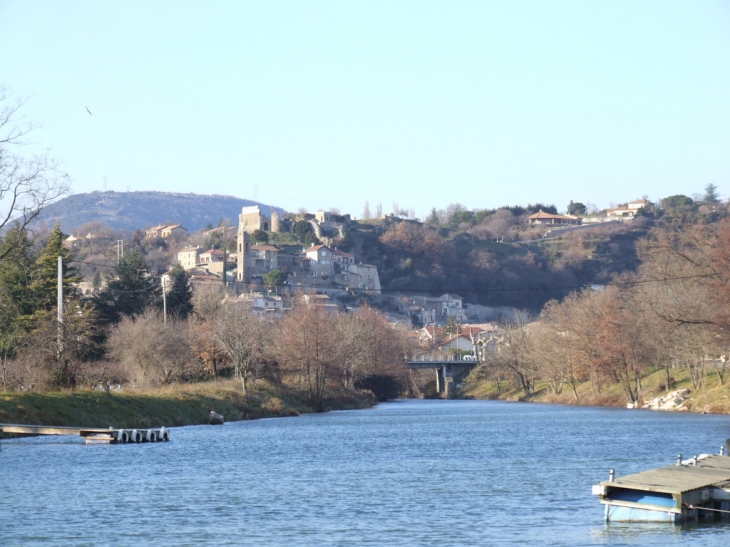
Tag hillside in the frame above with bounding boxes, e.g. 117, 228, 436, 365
34, 191, 285, 234
29, 192, 689, 312
339, 217, 651, 311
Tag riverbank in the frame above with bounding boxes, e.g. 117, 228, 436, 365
460, 367, 730, 414
0, 379, 377, 429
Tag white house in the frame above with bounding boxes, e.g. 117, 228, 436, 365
345, 263, 381, 293
177, 246, 202, 270
304, 244, 335, 277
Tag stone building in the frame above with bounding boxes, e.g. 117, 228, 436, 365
238, 206, 270, 234
236, 231, 251, 283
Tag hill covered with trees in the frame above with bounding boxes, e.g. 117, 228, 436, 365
338, 212, 651, 311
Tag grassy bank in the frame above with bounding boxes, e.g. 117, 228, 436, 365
460, 367, 730, 414
0, 379, 377, 429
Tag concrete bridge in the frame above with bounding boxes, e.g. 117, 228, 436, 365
406, 354, 479, 396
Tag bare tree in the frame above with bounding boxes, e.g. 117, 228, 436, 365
108, 310, 200, 386
191, 283, 226, 321
271, 296, 338, 410
478, 209, 518, 241
209, 301, 266, 396
593, 287, 650, 404
0, 88, 69, 260
336, 306, 406, 391
495, 312, 539, 397
539, 299, 584, 400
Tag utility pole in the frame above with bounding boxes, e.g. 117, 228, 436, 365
162, 276, 167, 325
57, 256, 63, 363
222, 246, 227, 290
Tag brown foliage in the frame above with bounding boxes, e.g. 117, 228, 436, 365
208, 301, 266, 395
270, 297, 339, 410
336, 306, 407, 391
107, 310, 203, 386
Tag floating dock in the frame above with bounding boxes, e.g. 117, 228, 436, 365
593, 446, 730, 522
0, 423, 170, 446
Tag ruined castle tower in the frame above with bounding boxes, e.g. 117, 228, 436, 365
238, 205, 270, 234
271, 211, 280, 233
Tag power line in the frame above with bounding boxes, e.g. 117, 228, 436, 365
68, 258, 159, 294
271, 272, 722, 297
69, 259, 118, 269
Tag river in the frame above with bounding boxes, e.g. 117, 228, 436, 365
2, 399, 730, 546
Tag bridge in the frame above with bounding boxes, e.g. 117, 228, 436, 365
406, 354, 480, 396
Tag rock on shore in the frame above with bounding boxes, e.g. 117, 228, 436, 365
641, 389, 691, 411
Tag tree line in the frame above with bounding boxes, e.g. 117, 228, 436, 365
477, 213, 730, 404
0, 224, 410, 406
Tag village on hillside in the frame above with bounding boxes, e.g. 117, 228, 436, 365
60, 198, 661, 363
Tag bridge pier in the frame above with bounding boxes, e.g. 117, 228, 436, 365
435, 366, 454, 398
407, 357, 477, 399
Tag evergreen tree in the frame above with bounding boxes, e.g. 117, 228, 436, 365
251, 229, 269, 244
263, 269, 288, 287
0, 225, 36, 317
29, 223, 81, 313
293, 220, 318, 246
703, 183, 720, 204
662, 195, 695, 211
426, 208, 440, 225
0, 224, 36, 354
567, 201, 587, 215
93, 249, 161, 324
166, 264, 193, 320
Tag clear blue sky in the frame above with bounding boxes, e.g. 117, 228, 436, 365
1, 1, 729, 219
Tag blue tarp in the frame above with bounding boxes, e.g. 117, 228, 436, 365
608, 488, 676, 507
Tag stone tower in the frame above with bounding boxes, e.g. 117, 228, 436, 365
238, 205, 270, 234
271, 211, 280, 233
237, 230, 251, 283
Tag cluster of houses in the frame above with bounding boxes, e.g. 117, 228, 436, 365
526, 199, 653, 239
170, 206, 382, 297
133, 207, 380, 318
65, 198, 654, 329
526, 199, 652, 228
415, 322, 505, 360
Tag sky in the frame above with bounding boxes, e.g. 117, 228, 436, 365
1, 1, 729, 220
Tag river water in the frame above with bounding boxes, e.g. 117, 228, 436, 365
2, 399, 730, 546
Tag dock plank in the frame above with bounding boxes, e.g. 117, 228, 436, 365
602, 455, 730, 494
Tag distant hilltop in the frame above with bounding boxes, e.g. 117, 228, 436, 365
33, 191, 286, 234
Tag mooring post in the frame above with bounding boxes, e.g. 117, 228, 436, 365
677, 454, 682, 466
609, 469, 615, 482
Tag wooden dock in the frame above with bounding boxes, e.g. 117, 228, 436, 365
0, 423, 170, 445
593, 450, 730, 522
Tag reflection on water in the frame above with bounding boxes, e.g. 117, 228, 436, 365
2, 399, 730, 546
591, 520, 730, 545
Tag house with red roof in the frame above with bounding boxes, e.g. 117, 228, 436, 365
527, 211, 582, 226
